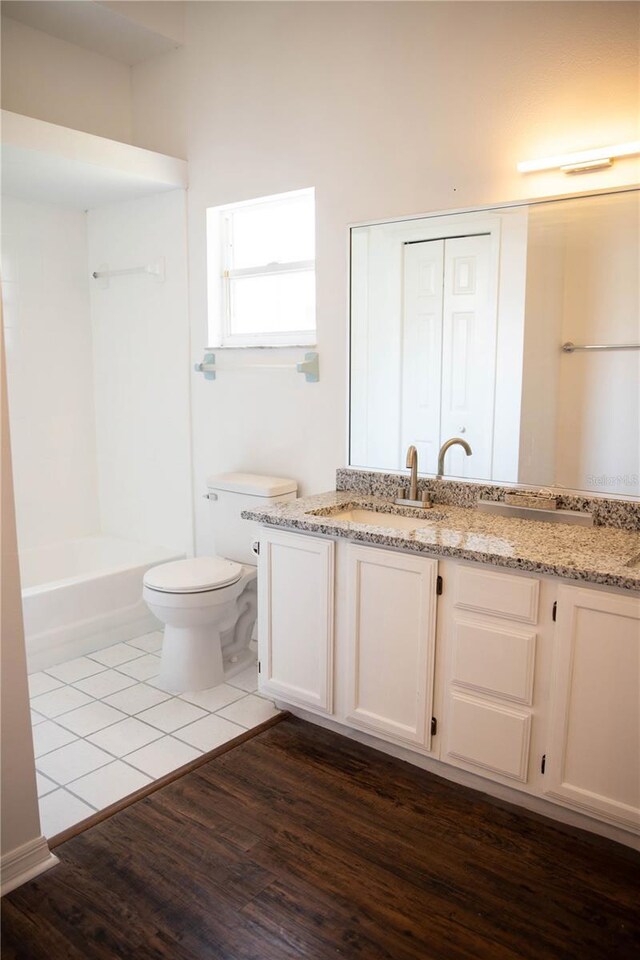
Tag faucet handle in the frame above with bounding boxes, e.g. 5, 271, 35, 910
397, 486, 408, 499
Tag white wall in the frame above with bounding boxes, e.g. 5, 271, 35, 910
555, 191, 640, 494
130, 1, 638, 550
1, 15, 133, 143
1, 197, 101, 551
131, 45, 187, 159
88, 190, 192, 553
518, 207, 565, 487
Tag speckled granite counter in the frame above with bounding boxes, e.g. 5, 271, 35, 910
243, 491, 640, 592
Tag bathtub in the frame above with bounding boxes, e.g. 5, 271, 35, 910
20, 536, 183, 673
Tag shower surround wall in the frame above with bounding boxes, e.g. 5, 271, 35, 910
2, 189, 191, 669
88, 190, 192, 552
1, 197, 100, 549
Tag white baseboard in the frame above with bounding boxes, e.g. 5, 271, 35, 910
1, 835, 59, 896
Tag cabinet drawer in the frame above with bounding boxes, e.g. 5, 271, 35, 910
455, 567, 539, 624
444, 694, 532, 782
452, 619, 536, 704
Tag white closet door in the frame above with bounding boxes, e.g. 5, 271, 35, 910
440, 234, 497, 479
401, 240, 445, 474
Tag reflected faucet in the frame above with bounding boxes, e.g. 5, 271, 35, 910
437, 437, 472, 479
406, 444, 418, 501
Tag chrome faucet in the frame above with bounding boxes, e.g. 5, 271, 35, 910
437, 437, 472, 479
406, 444, 419, 501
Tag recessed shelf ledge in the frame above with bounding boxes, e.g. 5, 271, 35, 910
0, 111, 187, 210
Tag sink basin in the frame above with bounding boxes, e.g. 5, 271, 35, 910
324, 507, 440, 531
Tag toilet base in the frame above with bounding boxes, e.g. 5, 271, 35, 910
223, 643, 256, 681
159, 624, 225, 693
158, 630, 256, 693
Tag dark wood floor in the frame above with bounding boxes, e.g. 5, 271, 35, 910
3, 717, 639, 960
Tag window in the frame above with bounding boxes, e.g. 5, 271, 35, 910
207, 188, 316, 347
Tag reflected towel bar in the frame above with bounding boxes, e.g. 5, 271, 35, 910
562, 341, 640, 353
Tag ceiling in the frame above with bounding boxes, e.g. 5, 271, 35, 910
1, 1, 182, 65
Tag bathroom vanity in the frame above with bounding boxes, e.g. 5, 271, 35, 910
245, 184, 640, 847
244, 488, 640, 847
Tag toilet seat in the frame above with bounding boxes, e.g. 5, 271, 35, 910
143, 556, 243, 595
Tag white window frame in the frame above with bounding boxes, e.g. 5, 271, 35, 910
207, 188, 316, 348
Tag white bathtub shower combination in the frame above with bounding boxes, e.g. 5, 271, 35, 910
21, 537, 182, 673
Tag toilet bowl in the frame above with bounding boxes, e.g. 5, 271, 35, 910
143, 558, 257, 693
143, 472, 297, 694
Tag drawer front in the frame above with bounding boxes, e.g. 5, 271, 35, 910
444, 694, 532, 782
455, 567, 539, 624
452, 619, 536, 705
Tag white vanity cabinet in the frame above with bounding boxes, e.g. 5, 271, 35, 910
344, 545, 438, 749
544, 585, 640, 833
257, 529, 335, 714
256, 524, 640, 844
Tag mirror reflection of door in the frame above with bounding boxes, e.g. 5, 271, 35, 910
350, 190, 639, 496
402, 234, 497, 478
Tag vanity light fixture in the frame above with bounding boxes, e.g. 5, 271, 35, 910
517, 141, 640, 175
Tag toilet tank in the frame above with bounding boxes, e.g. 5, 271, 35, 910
207, 472, 297, 564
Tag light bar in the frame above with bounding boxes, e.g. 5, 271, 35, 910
517, 141, 640, 174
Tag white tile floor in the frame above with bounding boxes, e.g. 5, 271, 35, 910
28, 632, 278, 839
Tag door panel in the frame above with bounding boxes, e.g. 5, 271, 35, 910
545, 586, 640, 831
346, 544, 438, 747
401, 240, 444, 474
440, 234, 497, 479
258, 529, 334, 714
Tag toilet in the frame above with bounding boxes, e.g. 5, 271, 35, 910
143, 473, 297, 693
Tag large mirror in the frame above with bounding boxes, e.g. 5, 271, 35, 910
349, 188, 640, 498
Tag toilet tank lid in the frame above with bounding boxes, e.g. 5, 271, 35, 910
207, 472, 297, 497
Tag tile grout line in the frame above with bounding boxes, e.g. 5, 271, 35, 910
32, 634, 266, 836
34, 689, 258, 772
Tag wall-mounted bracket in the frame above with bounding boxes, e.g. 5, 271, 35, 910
194, 352, 216, 380
295, 351, 320, 383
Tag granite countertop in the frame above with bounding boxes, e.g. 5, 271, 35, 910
242, 491, 640, 592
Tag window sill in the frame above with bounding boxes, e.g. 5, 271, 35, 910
206, 342, 317, 351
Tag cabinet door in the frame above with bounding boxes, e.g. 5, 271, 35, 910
346, 545, 438, 748
258, 529, 334, 714
545, 586, 640, 833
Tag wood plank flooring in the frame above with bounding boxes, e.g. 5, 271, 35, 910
2, 716, 639, 960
